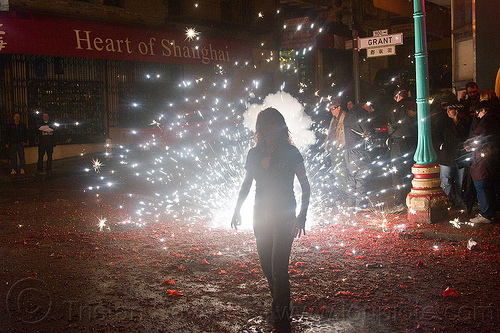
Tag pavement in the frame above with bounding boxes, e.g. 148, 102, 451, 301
0, 156, 84, 183
1, 154, 500, 247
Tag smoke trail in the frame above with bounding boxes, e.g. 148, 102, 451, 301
244, 91, 315, 149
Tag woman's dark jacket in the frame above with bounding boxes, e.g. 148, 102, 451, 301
434, 114, 471, 167
467, 112, 500, 181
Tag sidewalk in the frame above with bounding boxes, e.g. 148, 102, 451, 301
0, 154, 92, 185
326, 202, 500, 248
373, 208, 499, 244
2, 154, 499, 247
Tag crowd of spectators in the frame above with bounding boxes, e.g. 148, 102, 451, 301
321, 80, 500, 223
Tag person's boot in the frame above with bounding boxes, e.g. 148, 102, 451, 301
273, 307, 291, 332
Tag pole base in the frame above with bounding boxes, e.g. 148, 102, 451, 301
407, 164, 449, 224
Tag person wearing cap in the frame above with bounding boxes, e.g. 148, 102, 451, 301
386, 88, 417, 213
434, 100, 471, 209
465, 101, 500, 223
342, 101, 374, 209
324, 99, 347, 192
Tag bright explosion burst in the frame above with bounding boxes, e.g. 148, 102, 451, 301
185, 27, 200, 41
83, 70, 407, 233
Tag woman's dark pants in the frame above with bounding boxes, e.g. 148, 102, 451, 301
254, 218, 295, 322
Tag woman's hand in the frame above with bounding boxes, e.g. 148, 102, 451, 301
231, 172, 253, 231
231, 211, 241, 230
293, 161, 309, 239
292, 214, 306, 238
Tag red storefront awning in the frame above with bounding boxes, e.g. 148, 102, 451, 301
0, 13, 253, 66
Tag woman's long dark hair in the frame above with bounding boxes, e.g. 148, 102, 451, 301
254, 107, 291, 148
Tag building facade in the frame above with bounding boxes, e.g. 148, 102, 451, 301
0, 0, 269, 151
0, 0, 455, 156
451, 0, 500, 94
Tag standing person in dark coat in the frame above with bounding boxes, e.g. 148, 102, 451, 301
387, 88, 418, 212
343, 101, 374, 209
466, 101, 500, 223
434, 100, 471, 208
36, 112, 57, 174
5, 112, 28, 175
231, 108, 310, 331
324, 99, 347, 193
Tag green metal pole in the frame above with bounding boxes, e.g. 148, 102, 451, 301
413, 0, 436, 165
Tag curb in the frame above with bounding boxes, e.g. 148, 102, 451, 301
334, 219, 500, 246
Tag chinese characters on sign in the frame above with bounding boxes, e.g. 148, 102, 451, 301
0, 24, 6, 51
366, 46, 395, 58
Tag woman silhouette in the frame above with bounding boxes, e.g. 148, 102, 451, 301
231, 107, 310, 330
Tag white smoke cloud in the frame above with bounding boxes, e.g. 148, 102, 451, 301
243, 91, 315, 149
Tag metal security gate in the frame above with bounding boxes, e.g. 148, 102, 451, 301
0, 54, 183, 148
27, 80, 105, 144
0, 54, 109, 145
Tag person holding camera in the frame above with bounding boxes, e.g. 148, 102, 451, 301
343, 101, 374, 209
434, 100, 471, 209
386, 89, 417, 213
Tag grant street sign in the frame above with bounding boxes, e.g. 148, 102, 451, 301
358, 33, 403, 50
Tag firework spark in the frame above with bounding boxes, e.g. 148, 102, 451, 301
91, 159, 105, 173
82, 69, 401, 233
98, 216, 107, 231
185, 27, 200, 41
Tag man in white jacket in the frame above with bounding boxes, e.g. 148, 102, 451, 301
36, 112, 56, 174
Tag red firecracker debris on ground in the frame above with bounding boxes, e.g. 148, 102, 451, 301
443, 287, 460, 297
2, 156, 500, 332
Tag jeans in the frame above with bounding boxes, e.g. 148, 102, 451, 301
440, 164, 465, 205
253, 218, 295, 321
329, 148, 348, 191
344, 149, 370, 206
9, 143, 25, 170
473, 179, 500, 220
37, 144, 53, 172
390, 138, 416, 206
